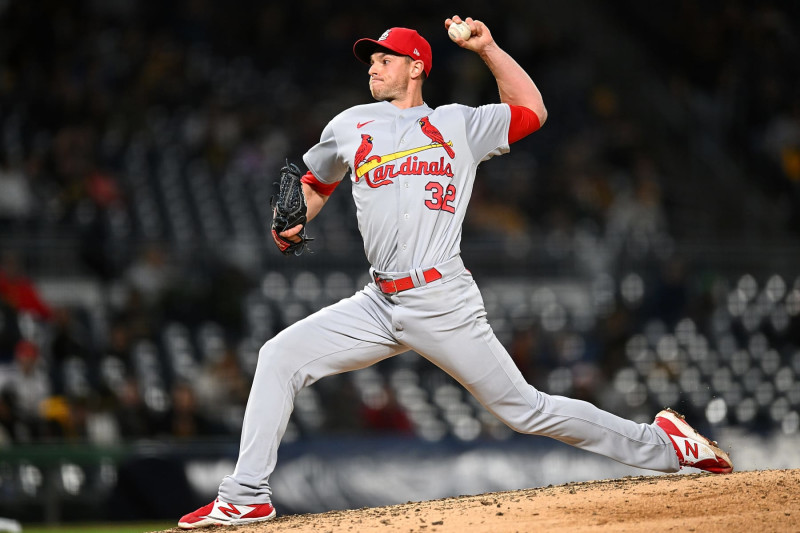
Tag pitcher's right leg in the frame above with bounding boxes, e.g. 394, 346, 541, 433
179, 289, 404, 528
221, 288, 403, 502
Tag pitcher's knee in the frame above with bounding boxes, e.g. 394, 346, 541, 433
488, 387, 547, 434
257, 337, 299, 379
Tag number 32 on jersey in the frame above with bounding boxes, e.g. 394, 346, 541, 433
424, 181, 456, 214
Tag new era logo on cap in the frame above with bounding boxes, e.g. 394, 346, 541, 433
353, 27, 432, 76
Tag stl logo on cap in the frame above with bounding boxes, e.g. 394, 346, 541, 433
353, 27, 433, 76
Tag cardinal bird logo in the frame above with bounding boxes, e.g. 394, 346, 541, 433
354, 134, 373, 168
355, 133, 382, 169
354, 133, 387, 186
419, 117, 455, 159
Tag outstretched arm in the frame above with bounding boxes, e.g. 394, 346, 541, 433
445, 15, 547, 126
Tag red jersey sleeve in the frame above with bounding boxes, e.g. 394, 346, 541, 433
507, 105, 542, 144
300, 171, 340, 196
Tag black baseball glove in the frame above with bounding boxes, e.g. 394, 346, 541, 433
271, 161, 313, 256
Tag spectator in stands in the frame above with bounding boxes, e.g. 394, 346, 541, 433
359, 384, 413, 435
0, 150, 36, 224
509, 327, 538, 381
167, 381, 224, 438
0, 250, 54, 321
102, 319, 135, 374
0, 340, 50, 433
646, 254, 690, 328
114, 377, 154, 439
320, 377, 363, 434
193, 347, 249, 433
109, 287, 157, 347
39, 395, 81, 441
0, 388, 22, 445
48, 307, 95, 395
0, 301, 22, 365
124, 243, 176, 309
604, 155, 669, 264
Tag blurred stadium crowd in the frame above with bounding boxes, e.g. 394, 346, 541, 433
1, 0, 799, 452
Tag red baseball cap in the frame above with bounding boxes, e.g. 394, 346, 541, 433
353, 28, 432, 76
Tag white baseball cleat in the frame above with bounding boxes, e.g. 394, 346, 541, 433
178, 498, 276, 529
654, 408, 733, 474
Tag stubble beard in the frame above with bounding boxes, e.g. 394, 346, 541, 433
370, 77, 408, 103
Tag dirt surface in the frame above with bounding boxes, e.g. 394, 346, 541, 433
160, 469, 799, 533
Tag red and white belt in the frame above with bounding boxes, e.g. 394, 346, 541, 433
374, 268, 442, 295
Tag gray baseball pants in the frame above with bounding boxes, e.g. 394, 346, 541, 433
218, 258, 678, 503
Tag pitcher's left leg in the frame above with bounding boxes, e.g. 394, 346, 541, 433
400, 272, 679, 473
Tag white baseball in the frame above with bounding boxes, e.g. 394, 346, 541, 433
448, 22, 471, 42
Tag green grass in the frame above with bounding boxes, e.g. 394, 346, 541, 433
20, 522, 174, 533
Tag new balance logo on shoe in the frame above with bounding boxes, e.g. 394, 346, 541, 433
670, 435, 708, 461
654, 408, 733, 474
178, 499, 276, 529
217, 502, 241, 518
682, 438, 699, 459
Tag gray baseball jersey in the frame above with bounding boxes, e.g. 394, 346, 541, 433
303, 101, 508, 273
217, 101, 679, 505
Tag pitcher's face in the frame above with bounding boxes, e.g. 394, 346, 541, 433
368, 53, 413, 102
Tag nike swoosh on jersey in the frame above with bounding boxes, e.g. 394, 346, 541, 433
357, 120, 375, 128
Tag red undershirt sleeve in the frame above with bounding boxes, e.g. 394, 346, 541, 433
300, 171, 340, 196
507, 105, 542, 144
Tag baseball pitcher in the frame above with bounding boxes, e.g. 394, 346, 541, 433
179, 15, 732, 529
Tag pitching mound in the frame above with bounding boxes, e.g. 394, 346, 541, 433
161, 469, 798, 532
